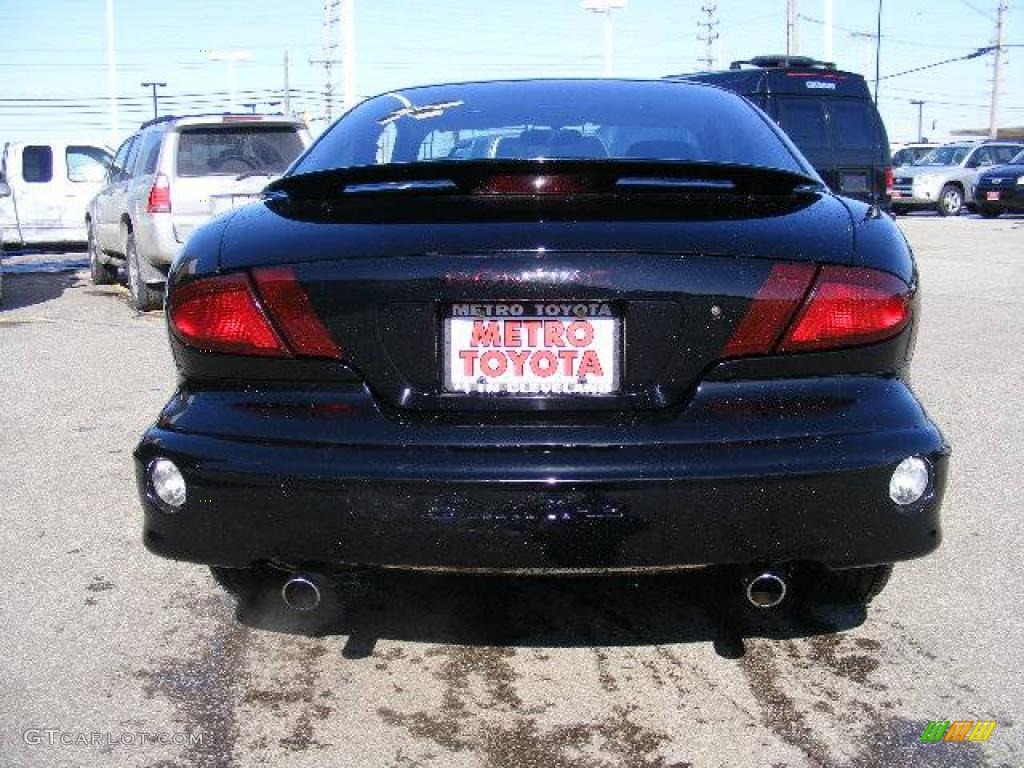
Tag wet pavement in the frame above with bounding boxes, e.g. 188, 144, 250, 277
1, 218, 1022, 767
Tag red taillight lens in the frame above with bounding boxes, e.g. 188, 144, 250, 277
170, 273, 289, 357
473, 174, 592, 195
169, 269, 342, 360
147, 173, 171, 213
724, 264, 911, 357
252, 267, 341, 359
722, 263, 816, 357
778, 266, 911, 352
884, 166, 894, 196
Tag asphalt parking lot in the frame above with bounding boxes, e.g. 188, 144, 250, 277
1, 215, 1022, 768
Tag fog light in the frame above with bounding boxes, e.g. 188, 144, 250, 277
889, 456, 929, 506
150, 458, 186, 510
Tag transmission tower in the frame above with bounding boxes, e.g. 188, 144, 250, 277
697, 3, 719, 70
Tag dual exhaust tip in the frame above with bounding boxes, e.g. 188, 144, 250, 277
279, 569, 788, 612
281, 574, 322, 611
744, 571, 787, 609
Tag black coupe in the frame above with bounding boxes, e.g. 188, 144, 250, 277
135, 79, 948, 615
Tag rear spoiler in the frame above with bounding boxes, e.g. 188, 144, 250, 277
265, 160, 823, 200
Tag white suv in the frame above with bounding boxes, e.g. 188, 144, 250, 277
890, 140, 1024, 217
87, 114, 311, 310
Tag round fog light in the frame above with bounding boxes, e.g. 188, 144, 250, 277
150, 458, 186, 510
889, 456, 929, 506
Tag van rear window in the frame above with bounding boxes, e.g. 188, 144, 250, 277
176, 126, 304, 177
831, 101, 876, 149
776, 99, 827, 148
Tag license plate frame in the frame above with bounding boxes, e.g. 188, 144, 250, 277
443, 302, 621, 396
986, 191, 1001, 201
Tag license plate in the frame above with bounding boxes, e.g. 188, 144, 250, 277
890, 191, 901, 199
445, 302, 619, 395
986, 191, 1001, 201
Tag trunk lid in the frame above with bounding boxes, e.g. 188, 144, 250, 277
216, 162, 855, 412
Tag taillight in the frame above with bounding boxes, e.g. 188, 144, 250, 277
778, 267, 911, 351
884, 166, 894, 196
147, 173, 171, 213
251, 267, 341, 358
170, 273, 288, 357
724, 265, 911, 357
722, 263, 816, 357
169, 269, 342, 360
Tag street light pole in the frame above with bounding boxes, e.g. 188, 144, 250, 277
105, 0, 118, 145
910, 99, 925, 142
208, 50, 252, 112
141, 81, 166, 119
582, 0, 626, 77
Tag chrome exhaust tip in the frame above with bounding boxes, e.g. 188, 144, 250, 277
745, 572, 787, 609
281, 574, 322, 611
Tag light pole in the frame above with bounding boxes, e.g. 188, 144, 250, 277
910, 100, 925, 142
105, 0, 118, 145
582, 0, 627, 77
208, 50, 252, 112
141, 81, 166, 119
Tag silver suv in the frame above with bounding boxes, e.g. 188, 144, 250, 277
86, 114, 312, 310
890, 140, 1024, 217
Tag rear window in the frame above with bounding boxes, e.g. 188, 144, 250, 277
175, 126, 305, 177
296, 81, 805, 174
776, 99, 828, 148
22, 145, 53, 183
831, 101, 876, 149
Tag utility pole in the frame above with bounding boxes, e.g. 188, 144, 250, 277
340, 0, 357, 112
105, 0, 118, 145
873, 0, 883, 103
910, 99, 925, 141
283, 51, 291, 117
582, 0, 626, 77
141, 81, 166, 119
209, 51, 252, 112
697, 3, 719, 70
786, 0, 799, 56
988, 0, 1008, 139
312, 0, 341, 123
823, 0, 833, 61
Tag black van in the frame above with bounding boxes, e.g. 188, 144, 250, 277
668, 55, 892, 205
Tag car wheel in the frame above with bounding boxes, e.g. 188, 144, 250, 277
936, 184, 964, 217
125, 232, 163, 311
88, 223, 117, 286
811, 564, 894, 605
977, 205, 1003, 219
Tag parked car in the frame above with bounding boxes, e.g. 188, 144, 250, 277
0, 141, 111, 246
135, 79, 947, 619
890, 140, 1024, 216
973, 148, 1024, 218
667, 55, 892, 206
87, 114, 312, 310
891, 142, 940, 168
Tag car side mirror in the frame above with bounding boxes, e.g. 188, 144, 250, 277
0, 179, 11, 198
965, 158, 980, 169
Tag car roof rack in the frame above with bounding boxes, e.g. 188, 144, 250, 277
730, 55, 837, 71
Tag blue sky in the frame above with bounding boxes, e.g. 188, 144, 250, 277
0, 0, 1020, 148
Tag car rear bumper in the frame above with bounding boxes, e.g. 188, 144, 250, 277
133, 213, 180, 270
135, 377, 948, 572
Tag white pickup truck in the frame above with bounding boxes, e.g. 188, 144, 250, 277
0, 141, 112, 246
